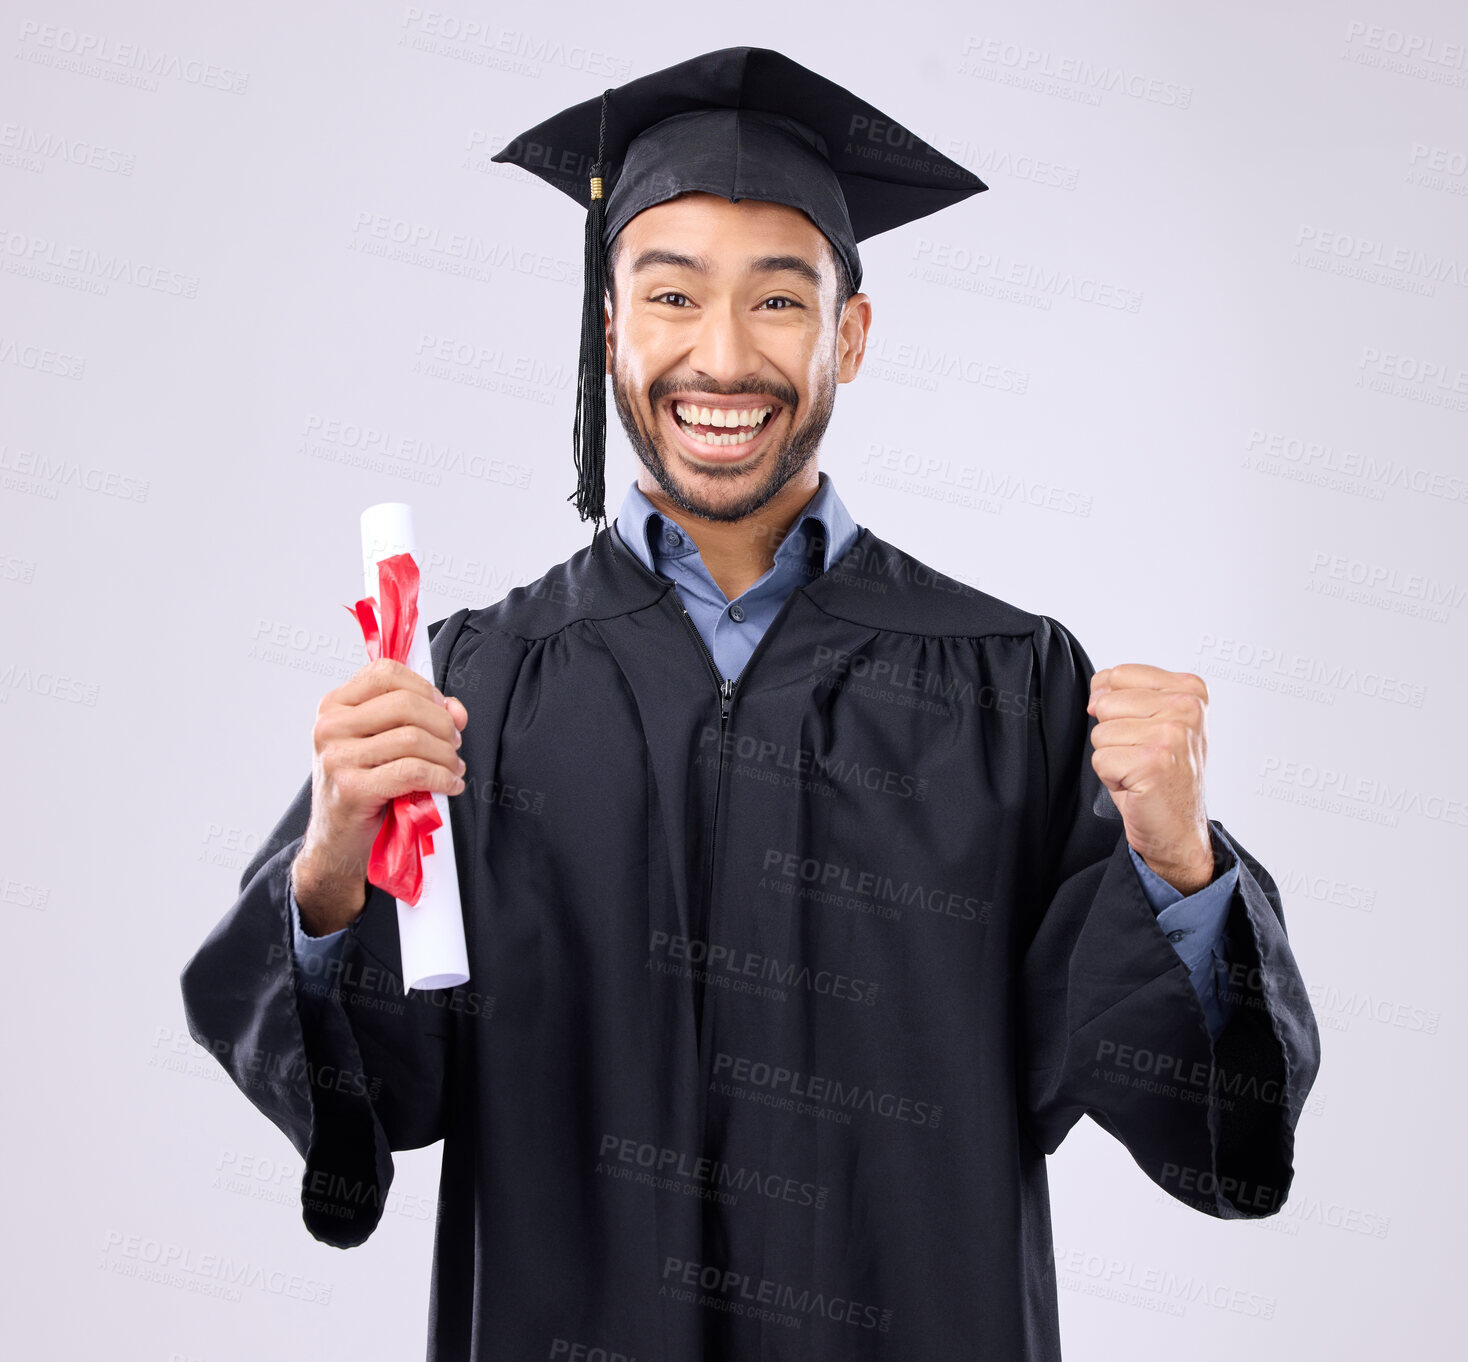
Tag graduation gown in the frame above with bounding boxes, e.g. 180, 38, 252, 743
179, 523, 1321, 1360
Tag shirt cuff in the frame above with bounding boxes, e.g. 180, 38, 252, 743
289, 882, 350, 962
1128, 831, 1240, 977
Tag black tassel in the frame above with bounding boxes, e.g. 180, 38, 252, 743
571, 89, 612, 528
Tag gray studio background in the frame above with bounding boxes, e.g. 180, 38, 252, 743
2, 1, 1463, 1357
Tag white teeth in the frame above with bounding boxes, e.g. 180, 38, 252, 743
693, 426, 758, 447
674, 401, 773, 433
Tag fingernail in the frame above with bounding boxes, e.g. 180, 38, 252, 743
457, 758, 466, 775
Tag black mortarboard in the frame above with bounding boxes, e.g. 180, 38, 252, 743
490, 46, 987, 526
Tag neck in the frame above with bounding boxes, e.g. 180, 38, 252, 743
638, 467, 821, 601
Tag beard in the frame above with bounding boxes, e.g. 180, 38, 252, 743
609, 356, 837, 524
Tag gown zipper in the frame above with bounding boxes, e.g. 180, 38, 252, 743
654, 561, 819, 1043
670, 588, 737, 1023
673, 588, 735, 713
602, 520, 829, 1052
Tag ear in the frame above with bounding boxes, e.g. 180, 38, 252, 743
837, 293, 872, 384
604, 291, 614, 376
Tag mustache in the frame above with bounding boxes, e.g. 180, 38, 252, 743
647, 382, 799, 406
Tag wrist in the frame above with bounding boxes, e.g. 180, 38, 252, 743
292, 845, 368, 935
1138, 830, 1216, 895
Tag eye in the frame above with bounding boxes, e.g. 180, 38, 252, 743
647, 292, 805, 310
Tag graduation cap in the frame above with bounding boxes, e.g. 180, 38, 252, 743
490, 46, 988, 526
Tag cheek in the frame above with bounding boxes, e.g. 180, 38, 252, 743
774, 321, 830, 383
616, 323, 678, 386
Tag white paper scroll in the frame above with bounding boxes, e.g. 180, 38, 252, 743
360, 502, 471, 992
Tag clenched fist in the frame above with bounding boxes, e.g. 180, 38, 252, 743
1086, 663, 1214, 895
292, 657, 470, 935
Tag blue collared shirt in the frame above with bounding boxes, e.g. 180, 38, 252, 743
294, 471, 1239, 1038
616, 470, 860, 680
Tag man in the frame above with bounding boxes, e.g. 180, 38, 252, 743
180, 47, 1321, 1361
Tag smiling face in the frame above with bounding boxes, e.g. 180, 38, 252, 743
605, 191, 870, 524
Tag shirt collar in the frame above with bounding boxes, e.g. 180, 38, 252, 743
613, 469, 860, 576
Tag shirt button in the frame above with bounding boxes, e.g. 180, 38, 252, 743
1166, 929, 1188, 943
662, 527, 682, 548
728, 603, 746, 622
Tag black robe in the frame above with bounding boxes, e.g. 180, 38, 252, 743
180, 523, 1321, 1360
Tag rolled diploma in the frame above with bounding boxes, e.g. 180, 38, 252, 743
360, 502, 471, 992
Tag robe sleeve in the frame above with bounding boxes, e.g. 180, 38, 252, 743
178, 607, 473, 1248
1019, 615, 1322, 1219
1128, 841, 1240, 1039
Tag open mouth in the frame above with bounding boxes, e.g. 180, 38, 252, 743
664, 398, 783, 455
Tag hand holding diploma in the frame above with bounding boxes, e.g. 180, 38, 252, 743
292, 656, 467, 935
292, 503, 472, 991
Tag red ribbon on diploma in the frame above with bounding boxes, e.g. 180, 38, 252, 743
346, 552, 442, 907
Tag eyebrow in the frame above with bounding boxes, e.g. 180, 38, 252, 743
627, 249, 823, 290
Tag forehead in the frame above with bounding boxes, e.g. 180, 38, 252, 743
614, 191, 830, 265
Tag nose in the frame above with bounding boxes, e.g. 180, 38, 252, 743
684, 297, 765, 389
